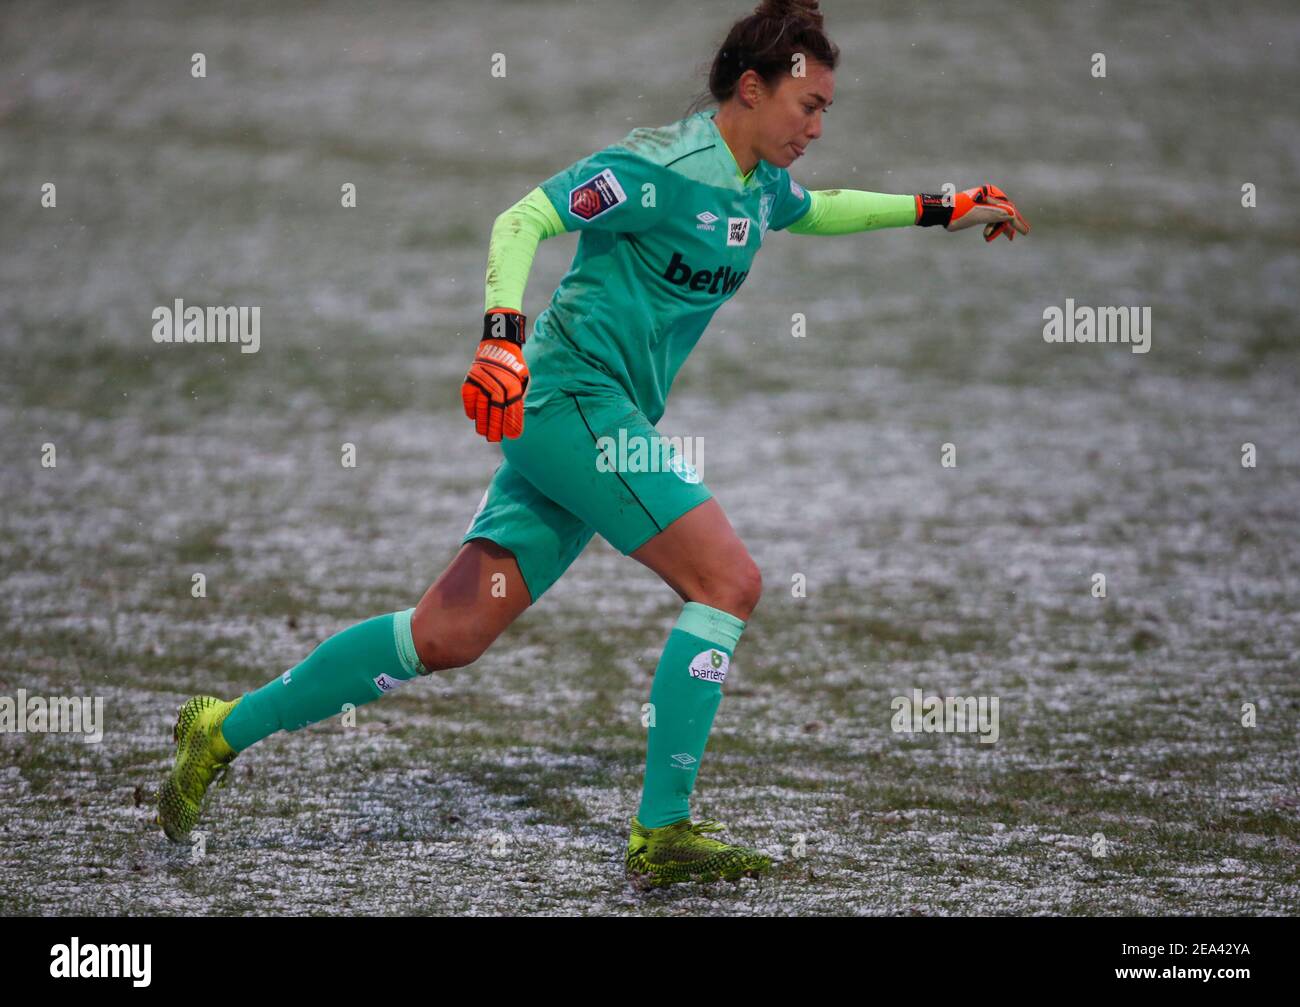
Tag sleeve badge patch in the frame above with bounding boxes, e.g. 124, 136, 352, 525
790, 178, 805, 199
569, 167, 628, 220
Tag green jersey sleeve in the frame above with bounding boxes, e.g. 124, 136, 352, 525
769, 172, 816, 231
538, 144, 679, 233
483, 186, 566, 314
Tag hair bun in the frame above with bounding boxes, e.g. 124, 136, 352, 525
754, 0, 825, 29
694, 0, 837, 112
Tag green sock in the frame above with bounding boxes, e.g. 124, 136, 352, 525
637, 601, 746, 829
219, 608, 427, 753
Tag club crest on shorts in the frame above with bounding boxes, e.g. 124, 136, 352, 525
688, 648, 729, 683
668, 452, 701, 484
727, 217, 751, 246
569, 167, 627, 220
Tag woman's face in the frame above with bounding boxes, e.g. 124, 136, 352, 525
753, 61, 834, 168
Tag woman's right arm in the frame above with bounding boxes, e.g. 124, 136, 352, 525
483, 187, 568, 315
463, 187, 570, 443
465, 145, 674, 442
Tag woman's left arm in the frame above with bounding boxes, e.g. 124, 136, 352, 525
785, 189, 916, 234
787, 184, 1030, 241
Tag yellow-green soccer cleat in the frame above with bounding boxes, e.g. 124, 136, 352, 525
156, 696, 241, 842
625, 815, 773, 888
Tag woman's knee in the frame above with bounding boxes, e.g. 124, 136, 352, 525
411, 541, 531, 672
411, 609, 493, 672
411, 591, 511, 671
693, 554, 763, 621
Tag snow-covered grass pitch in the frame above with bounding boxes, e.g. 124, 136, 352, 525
1, 0, 1297, 915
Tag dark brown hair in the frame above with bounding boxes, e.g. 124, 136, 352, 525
687, 0, 839, 115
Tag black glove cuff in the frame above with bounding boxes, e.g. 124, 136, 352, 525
483, 310, 527, 346
916, 193, 955, 228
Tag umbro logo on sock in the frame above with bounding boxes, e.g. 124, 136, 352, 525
671, 753, 697, 769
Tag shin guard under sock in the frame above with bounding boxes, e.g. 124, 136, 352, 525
219, 608, 427, 753
636, 601, 745, 829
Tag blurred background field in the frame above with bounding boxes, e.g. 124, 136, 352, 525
0, 0, 1297, 915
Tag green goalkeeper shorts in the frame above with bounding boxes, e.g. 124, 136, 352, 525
461, 387, 713, 604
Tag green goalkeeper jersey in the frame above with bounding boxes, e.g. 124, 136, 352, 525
488, 108, 916, 425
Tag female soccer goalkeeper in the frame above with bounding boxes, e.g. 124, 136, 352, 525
158, 0, 1028, 887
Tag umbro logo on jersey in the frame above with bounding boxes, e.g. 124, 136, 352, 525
727, 217, 751, 246
663, 251, 748, 295
695, 210, 719, 231
568, 167, 627, 220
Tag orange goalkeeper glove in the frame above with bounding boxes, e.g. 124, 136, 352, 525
916, 183, 1031, 242
462, 309, 529, 442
